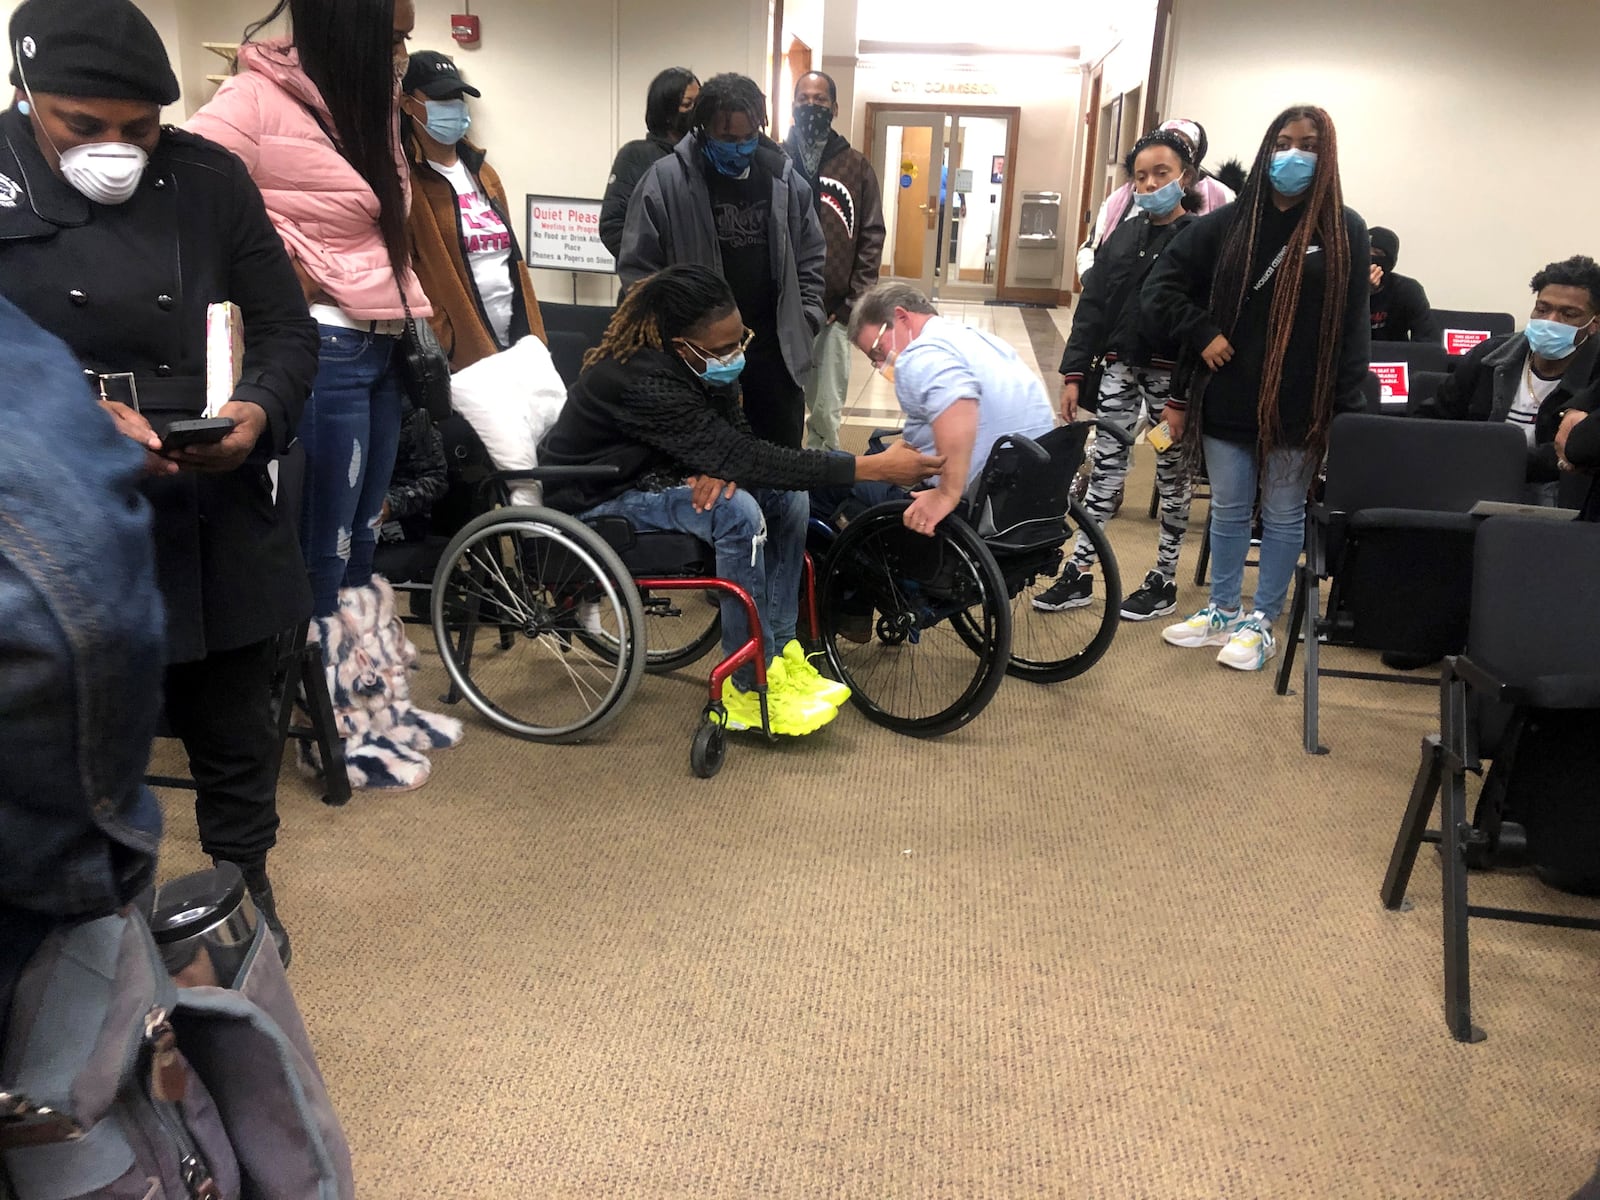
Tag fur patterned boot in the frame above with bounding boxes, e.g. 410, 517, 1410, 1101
301, 612, 432, 791
368, 576, 464, 751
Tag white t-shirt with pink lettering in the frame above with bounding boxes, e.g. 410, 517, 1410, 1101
428, 158, 515, 348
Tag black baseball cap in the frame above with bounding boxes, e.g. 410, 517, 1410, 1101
402, 50, 481, 100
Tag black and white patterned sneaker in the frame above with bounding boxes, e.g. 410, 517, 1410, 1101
1119, 570, 1178, 621
1033, 564, 1094, 612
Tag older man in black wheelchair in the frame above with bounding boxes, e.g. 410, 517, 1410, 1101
793, 281, 1135, 737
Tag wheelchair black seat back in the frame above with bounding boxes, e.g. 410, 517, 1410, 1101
968, 424, 1093, 555
813, 422, 1127, 738
976, 422, 1125, 684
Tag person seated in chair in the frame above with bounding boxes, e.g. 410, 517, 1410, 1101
1557, 380, 1600, 520
1425, 255, 1600, 503
373, 395, 449, 590
842, 281, 1056, 538
537, 265, 943, 737
1368, 226, 1438, 343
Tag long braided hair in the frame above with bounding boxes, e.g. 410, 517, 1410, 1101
1208, 105, 1349, 461
583, 265, 737, 369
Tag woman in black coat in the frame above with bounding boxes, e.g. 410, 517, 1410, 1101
599, 67, 699, 258
0, 0, 317, 963
1036, 129, 1202, 623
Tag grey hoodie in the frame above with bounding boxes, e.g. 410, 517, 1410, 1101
617, 133, 826, 387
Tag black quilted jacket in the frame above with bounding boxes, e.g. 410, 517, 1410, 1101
537, 348, 855, 512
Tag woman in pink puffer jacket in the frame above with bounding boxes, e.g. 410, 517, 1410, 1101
190, 0, 460, 793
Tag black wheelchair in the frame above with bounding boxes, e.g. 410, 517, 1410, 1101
806, 420, 1130, 737
425, 421, 1128, 774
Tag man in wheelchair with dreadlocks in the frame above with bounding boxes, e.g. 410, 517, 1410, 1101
536, 265, 944, 739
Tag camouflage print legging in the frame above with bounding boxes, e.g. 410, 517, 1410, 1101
1072, 362, 1193, 581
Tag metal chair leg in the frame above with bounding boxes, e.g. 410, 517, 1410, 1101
1301, 573, 1326, 755
1438, 677, 1484, 1043
443, 577, 484, 707
1193, 514, 1211, 587
1381, 734, 1443, 909
1275, 566, 1305, 696
298, 641, 350, 808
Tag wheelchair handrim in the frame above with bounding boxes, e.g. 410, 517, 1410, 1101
431, 514, 645, 742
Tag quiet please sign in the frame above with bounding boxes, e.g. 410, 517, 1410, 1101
524, 196, 616, 275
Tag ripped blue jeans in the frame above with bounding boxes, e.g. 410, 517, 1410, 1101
580, 486, 808, 689
298, 326, 404, 617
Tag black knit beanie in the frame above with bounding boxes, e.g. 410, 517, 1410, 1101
8, 0, 180, 106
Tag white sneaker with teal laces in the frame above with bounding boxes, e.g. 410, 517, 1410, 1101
1161, 604, 1241, 648
1217, 611, 1276, 671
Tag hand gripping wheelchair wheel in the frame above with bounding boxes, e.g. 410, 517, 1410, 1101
430, 506, 647, 743
817, 499, 1012, 738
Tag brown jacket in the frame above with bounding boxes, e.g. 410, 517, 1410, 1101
406, 134, 545, 371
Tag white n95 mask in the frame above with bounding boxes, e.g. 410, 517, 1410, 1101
58, 142, 149, 206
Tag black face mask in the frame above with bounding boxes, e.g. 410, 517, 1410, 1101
793, 103, 833, 141
671, 110, 695, 141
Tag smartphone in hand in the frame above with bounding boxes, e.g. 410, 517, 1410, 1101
161, 417, 236, 452
1146, 421, 1174, 453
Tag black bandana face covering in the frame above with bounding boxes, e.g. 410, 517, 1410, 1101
793, 103, 833, 142
794, 104, 832, 179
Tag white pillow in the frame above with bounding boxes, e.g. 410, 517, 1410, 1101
448, 336, 568, 506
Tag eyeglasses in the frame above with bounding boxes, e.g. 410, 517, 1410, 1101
686, 326, 754, 365
865, 323, 891, 368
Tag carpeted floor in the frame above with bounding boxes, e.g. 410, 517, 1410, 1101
151, 451, 1600, 1198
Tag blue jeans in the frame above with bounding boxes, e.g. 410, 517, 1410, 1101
1203, 436, 1318, 624
581, 486, 808, 689
299, 326, 404, 616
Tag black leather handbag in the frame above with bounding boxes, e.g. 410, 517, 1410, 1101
396, 292, 452, 421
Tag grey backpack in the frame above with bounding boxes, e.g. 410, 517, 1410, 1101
1, 912, 354, 1200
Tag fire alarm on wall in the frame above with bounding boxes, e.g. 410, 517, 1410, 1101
451, 13, 480, 44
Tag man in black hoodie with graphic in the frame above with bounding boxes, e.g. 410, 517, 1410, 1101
784, 72, 886, 451
1368, 226, 1438, 343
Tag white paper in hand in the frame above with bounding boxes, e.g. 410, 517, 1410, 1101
204, 301, 244, 417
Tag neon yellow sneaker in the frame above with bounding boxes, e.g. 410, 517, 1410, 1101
778, 640, 852, 708
719, 662, 839, 736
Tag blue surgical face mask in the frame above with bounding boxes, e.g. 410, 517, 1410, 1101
703, 135, 759, 177
682, 338, 748, 386
1269, 148, 1318, 197
698, 353, 746, 386
1132, 178, 1185, 218
422, 98, 471, 145
1524, 318, 1589, 361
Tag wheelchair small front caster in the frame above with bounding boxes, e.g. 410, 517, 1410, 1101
690, 720, 727, 778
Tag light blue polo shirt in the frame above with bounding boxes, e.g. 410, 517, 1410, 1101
892, 317, 1056, 486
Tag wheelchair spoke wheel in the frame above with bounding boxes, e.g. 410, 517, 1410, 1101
994, 497, 1121, 683
431, 507, 646, 742
576, 586, 722, 674
818, 501, 1011, 738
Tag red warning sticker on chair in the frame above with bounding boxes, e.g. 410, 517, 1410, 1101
1444, 329, 1491, 355
1371, 362, 1409, 404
